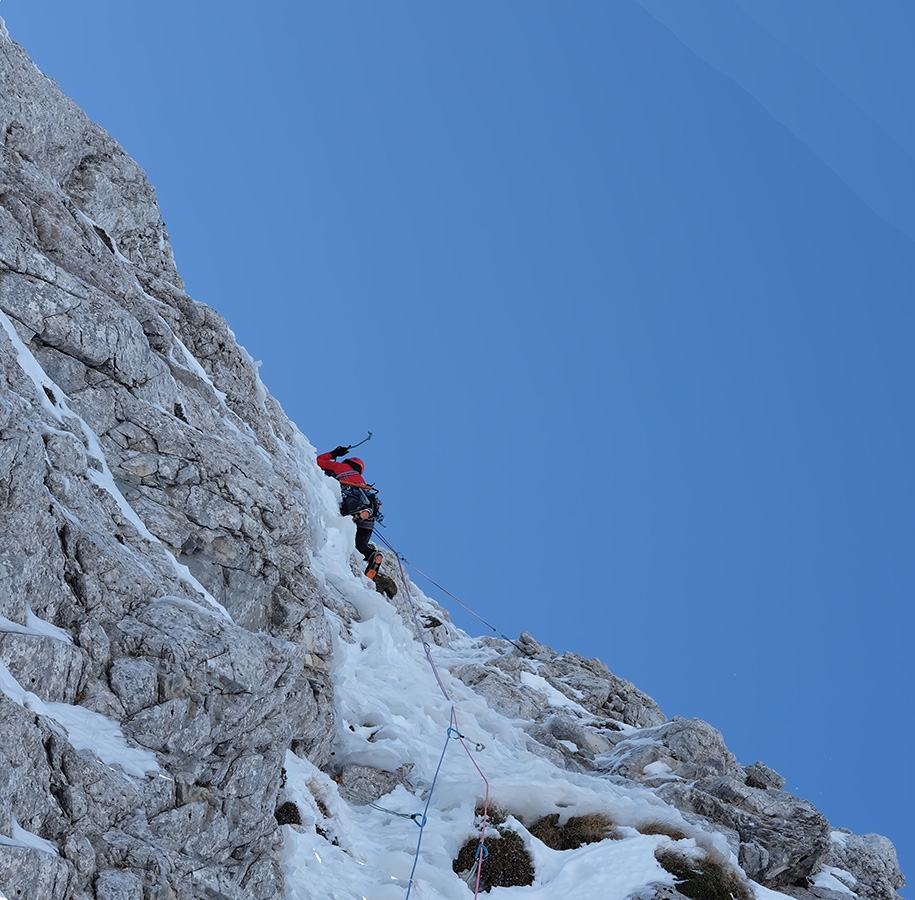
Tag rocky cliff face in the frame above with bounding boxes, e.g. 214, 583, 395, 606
0, 24, 905, 900
0, 25, 334, 900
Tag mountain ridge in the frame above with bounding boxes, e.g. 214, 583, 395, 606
0, 23, 905, 900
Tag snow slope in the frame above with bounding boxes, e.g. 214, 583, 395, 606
277, 452, 801, 899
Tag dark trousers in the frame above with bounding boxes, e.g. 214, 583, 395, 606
355, 521, 375, 560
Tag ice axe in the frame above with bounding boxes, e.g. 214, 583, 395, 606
342, 431, 373, 453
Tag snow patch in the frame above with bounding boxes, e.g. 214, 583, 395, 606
0, 659, 160, 779
811, 867, 857, 896
643, 760, 674, 777
75, 209, 133, 263
520, 670, 591, 714
0, 817, 58, 856
275, 490, 730, 899
0, 606, 72, 643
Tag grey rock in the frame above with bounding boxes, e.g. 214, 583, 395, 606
515, 631, 666, 727
108, 656, 158, 716
601, 717, 743, 783
745, 760, 787, 791
785, 888, 851, 900
514, 631, 556, 662
0, 699, 64, 839
0, 845, 74, 900
454, 661, 546, 720
822, 830, 905, 900
337, 764, 415, 805
95, 869, 143, 900
657, 717, 745, 781
62, 832, 95, 870
541, 712, 613, 757
0, 631, 86, 703
658, 777, 831, 890
0, 29, 336, 900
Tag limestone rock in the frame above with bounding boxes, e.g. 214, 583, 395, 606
0, 28, 335, 900
657, 777, 831, 890
745, 760, 787, 791
0, 845, 74, 900
599, 717, 745, 786
336, 764, 415, 805
515, 631, 666, 727
454, 661, 546, 720
821, 830, 905, 900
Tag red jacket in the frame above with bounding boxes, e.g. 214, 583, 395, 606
316, 452, 367, 487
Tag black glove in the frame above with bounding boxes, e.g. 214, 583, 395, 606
330, 445, 349, 459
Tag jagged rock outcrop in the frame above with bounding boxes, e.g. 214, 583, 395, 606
452, 630, 664, 736
0, 19, 905, 900
658, 775, 831, 890
824, 831, 906, 900
598, 717, 831, 891
445, 633, 904, 900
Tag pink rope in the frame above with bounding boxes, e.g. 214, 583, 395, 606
386, 541, 492, 899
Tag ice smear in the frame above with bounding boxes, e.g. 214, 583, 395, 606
0, 606, 72, 643
811, 867, 857, 896
520, 669, 591, 714
25, 606, 72, 642
153, 593, 231, 622
0, 817, 58, 856
0, 309, 66, 422
168, 330, 278, 468
0, 659, 159, 779
85, 465, 230, 621
75, 210, 132, 264
174, 333, 224, 396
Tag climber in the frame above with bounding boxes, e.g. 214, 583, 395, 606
316, 445, 383, 565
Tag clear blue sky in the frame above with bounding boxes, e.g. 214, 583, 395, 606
5, 1, 912, 888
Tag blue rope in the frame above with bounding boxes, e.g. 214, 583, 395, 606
404, 725, 453, 899
373, 531, 492, 900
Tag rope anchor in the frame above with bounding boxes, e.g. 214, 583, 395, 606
378, 531, 492, 900
447, 726, 485, 752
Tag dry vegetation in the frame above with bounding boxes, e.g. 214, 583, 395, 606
453, 830, 535, 893
655, 849, 753, 900
528, 812, 621, 850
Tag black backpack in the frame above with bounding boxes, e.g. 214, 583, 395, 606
340, 484, 382, 522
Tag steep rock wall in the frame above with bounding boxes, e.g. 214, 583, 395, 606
0, 28, 333, 900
